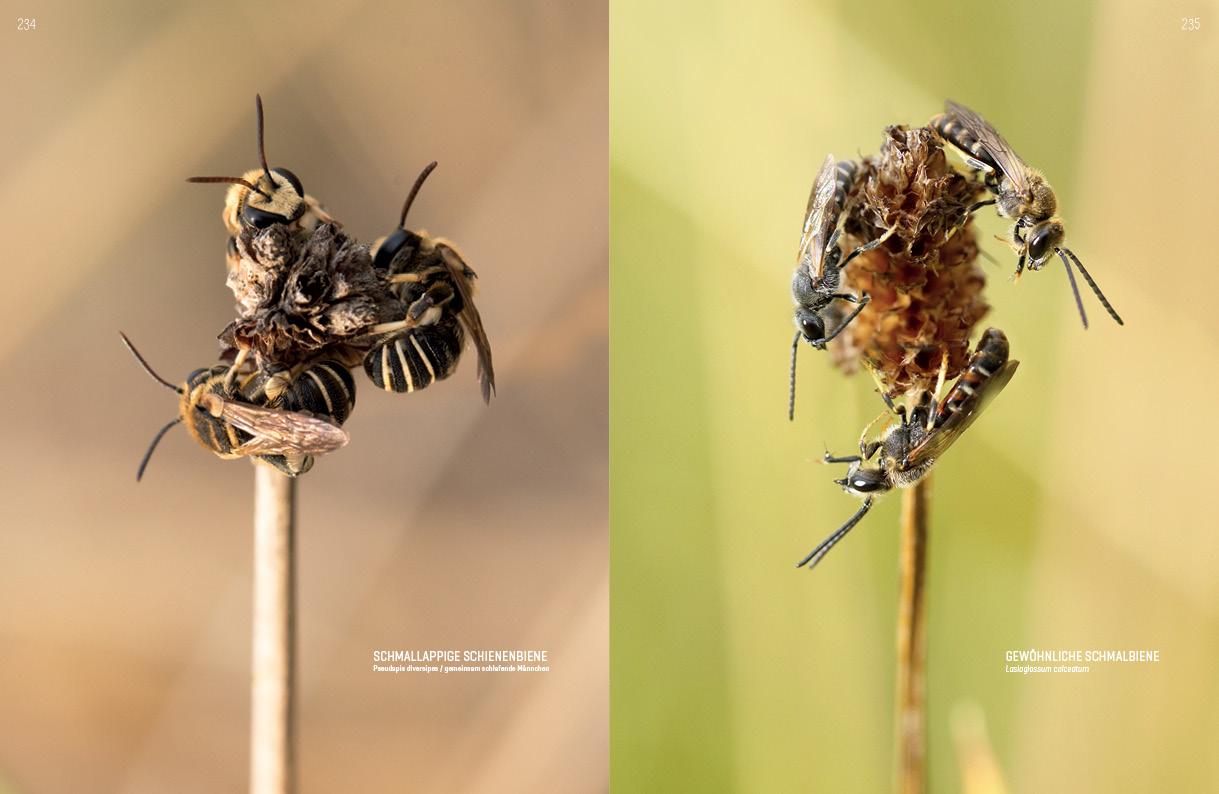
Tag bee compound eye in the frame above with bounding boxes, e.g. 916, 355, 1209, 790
241, 203, 290, 230
1027, 226, 1054, 264
850, 470, 887, 493
271, 167, 304, 197
372, 228, 412, 270
801, 317, 825, 343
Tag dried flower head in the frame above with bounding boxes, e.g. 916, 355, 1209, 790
221, 222, 405, 367
832, 126, 990, 398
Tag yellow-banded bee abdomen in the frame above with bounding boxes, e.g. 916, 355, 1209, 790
246, 360, 357, 425
240, 360, 356, 476
363, 316, 465, 394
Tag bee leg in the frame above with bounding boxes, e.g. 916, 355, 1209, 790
927, 351, 949, 430
840, 226, 896, 269
823, 452, 862, 464
365, 284, 455, 339
1013, 253, 1026, 282
388, 265, 447, 284
815, 294, 871, 347
948, 198, 997, 239
796, 498, 874, 570
222, 348, 250, 393
408, 282, 456, 321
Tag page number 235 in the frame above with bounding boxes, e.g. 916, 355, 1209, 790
1181, 17, 1201, 31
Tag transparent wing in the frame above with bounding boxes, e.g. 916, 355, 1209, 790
796, 155, 839, 282
944, 100, 1030, 195
219, 399, 349, 457
437, 244, 496, 402
902, 360, 1019, 468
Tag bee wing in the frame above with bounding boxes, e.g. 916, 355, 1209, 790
437, 243, 496, 402
219, 399, 349, 457
943, 100, 1031, 195
796, 155, 840, 282
902, 360, 1019, 468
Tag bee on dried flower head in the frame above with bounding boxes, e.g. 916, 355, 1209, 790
932, 100, 1122, 328
831, 125, 991, 398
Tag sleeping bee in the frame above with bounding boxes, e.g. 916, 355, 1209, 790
121, 333, 351, 480
932, 100, 1122, 329
790, 155, 893, 421
797, 328, 1019, 570
187, 94, 335, 270
361, 161, 495, 402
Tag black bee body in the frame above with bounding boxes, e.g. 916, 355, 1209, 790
361, 162, 495, 401
364, 313, 466, 394
788, 155, 896, 420
239, 360, 357, 476
797, 328, 1020, 570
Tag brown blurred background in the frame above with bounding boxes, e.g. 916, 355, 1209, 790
0, 2, 606, 792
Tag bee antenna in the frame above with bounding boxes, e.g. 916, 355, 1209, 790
186, 176, 271, 200
1056, 247, 1089, 329
137, 418, 181, 481
796, 498, 874, 570
789, 331, 800, 421
398, 161, 439, 229
119, 332, 182, 394
1057, 247, 1124, 327
255, 94, 273, 184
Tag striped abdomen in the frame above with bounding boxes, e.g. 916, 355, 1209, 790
281, 361, 356, 424
247, 360, 355, 477
932, 114, 1000, 173
832, 159, 858, 210
935, 328, 1009, 422
363, 316, 465, 393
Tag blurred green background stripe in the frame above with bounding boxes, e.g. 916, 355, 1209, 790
611, 168, 737, 792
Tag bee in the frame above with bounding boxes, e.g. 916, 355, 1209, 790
797, 328, 1019, 570
790, 155, 893, 421
187, 94, 335, 268
121, 333, 351, 480
361, 161, 495, 402
932, 100, 1123, 329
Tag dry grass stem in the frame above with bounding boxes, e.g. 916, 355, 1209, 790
251, 465, 297, 794
895, 477, 930, 794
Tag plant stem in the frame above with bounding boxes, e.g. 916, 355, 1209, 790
251, 464, 297, 794
896, 476, 930, 794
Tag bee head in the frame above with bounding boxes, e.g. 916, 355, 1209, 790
188, 95, 309, 234
372, 161, 438, 270
834, 465, 890, 497
1026, 219, 1064, 269
794, 309, 826, 348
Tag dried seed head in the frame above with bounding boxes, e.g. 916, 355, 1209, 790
833, 126, 991, 397
221, 222, 406, 367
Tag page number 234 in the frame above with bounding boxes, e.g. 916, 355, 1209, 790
16, 18, 36, 31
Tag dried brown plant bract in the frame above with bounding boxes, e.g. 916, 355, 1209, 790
834, 126, 991, 397
222, 222, 406, 367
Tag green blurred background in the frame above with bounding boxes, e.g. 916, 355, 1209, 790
611, 0, 1219, 792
